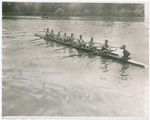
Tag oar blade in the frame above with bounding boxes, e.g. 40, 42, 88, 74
63, 51, 97, 58
30, 38, 43, 41
53, 47, 66, 51
34, 43, 46, 46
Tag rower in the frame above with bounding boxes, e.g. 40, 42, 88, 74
69, 33, 74, 44
120, 45, 130, 60
45, 28, 50, 46
88, 38, 96, 50
56, 32, 61, 41
50, 30, 55, 39
62, 33, 68, 42
78, 35, 86, 48
46, 28, 50, 37
101, 40, 111, 54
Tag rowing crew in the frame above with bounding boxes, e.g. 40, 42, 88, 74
46, 29, 130, 60
46, 29, 95, 46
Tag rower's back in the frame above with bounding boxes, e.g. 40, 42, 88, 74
50, 30, 55, 38
78, 35, 84, 44
63, 33, 68, 42
89, 38, 94, 47
46, 29, 50, 37
69, 33, 74, 43
56, 32, 61, 40
101, 40, 109, 51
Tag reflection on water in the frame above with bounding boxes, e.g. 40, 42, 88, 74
42, 16, 144, 22
49, 41, 55, 47
68, 48, 75, 55
120, 64, 130, 80
2, 18, 148, 117
121, 63, 129, 71
4, 15, 144, 22
98, 58, 110, 73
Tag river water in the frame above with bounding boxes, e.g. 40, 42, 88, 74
2, 17, 149, 117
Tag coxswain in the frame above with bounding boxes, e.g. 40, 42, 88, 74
101, 40, 111, 54
62, 33, 68, 42
69, 33, 74, 44
88, 38, 96, 50
56, 32, 61, 41
46, 28, 50, 37
78, 35, 86, 48
120, 45, 130, 60
50, 30, 55, 39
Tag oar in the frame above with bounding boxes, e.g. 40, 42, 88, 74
110, 47, 120, 49
30, 38, 43, 41
63, 51, 97, 58
53, 47, 66, 51
63, 53, 84, 58
85, 51, 98, 55
35, 33, 45, 36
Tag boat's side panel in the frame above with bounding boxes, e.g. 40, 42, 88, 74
73, 46, 95, 52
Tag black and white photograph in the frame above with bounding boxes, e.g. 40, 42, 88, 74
2, 1, 149, 119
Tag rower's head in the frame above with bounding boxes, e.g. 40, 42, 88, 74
71, 33, 73, 37
51, 30, 53, 33
105, 40, 108, 44
58, 32, 60, 35
91, 38, 93, 42
64, 33, 66, 36
121, 45, 126, 49
80, 35, 82, 39
47, 28, 49, 31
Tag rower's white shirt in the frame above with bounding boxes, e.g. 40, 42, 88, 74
63, 36, 68, 40
50, 32, 55, 37
78, 38, 84, 44
89, 41, 94, 47
46, 31, 50, 35
56, 34, 60, 39
70, 36, 74, 40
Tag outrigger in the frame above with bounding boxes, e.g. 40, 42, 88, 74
34, 33, 148, 68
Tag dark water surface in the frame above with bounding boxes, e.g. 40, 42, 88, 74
2, 17, 149, 117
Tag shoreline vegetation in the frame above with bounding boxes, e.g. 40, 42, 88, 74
3, 2, 144, 19
3, 12, 144, 17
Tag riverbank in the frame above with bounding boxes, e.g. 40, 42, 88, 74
2, 15, 42, 19
2, 15, 144, 22
3, 12, 144, 18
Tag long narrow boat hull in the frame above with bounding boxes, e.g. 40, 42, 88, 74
34, 33, 148, 68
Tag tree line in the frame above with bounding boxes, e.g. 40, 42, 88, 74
2, 2, 144, 17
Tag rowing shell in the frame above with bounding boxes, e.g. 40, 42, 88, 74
34, 33, 148, 68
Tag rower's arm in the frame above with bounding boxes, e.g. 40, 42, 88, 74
128, 51, 130, 56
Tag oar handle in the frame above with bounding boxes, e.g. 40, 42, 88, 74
30, 38, 42, 41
